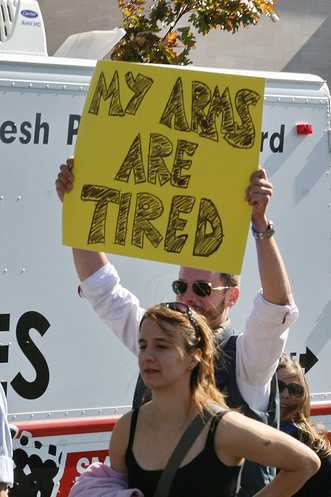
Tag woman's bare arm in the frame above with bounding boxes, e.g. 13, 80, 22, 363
109, 412, 132, 474
216, 411, 320, 497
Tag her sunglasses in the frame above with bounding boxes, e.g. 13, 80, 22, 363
172, 279, 231, 298
278, 379, 304, 397
161, 302, 199, 333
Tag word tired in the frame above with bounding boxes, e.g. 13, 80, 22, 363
81, 186, 224, 258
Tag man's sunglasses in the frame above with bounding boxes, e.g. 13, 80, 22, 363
278, 379, 304, 397
172, 279, 231, 298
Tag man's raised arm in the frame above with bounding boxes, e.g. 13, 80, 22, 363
55, 157, 144, 355
247, 168, 293, 305
236, 168, 298, 411
55, 157, 108, 281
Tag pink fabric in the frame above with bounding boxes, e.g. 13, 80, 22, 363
68, 462, 144, 497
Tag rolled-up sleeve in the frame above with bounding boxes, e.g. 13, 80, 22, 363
79, 263, 145, 356
236, 292, 299, 411
0, 386, 13, 486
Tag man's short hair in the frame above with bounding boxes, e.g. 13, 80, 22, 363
219, 273, 240, 287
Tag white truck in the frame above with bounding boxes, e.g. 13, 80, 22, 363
0, 1, 330, 496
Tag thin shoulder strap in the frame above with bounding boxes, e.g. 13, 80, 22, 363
127, 408, 139, 452
206, 410, 228, 446
153, 409, 213, 497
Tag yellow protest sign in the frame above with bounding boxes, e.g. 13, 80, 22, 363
63, 61, 265, 274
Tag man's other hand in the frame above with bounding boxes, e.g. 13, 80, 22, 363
55, 157, 74, 202
246, 168, 272, 228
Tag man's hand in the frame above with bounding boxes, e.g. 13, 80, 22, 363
246, 168, 272, 231
55, 157, 74, 202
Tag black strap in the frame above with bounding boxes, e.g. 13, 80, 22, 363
127, 408, 139, 452
153, 409, 213, 497
205, 410, 227, 447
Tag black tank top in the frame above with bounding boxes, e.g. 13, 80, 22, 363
125, 408, 240, 497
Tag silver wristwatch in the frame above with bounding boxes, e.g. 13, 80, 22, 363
251, 220, 275, 239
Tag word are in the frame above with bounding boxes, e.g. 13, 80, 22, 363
115, 133, 198, 188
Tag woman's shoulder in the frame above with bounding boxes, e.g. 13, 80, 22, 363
116, 409, 134, 426
213, 409, 287, 446
214, 409, 255, 430
111, 410, 136, 448
213, 410, 248, 448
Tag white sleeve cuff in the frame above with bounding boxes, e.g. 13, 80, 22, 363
253, 291, 299, 326
235, 292, 299, 411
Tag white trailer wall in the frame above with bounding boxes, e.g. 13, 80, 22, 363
0, 57, 330, 417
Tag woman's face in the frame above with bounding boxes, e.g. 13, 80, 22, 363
277, 367, 305, 421
138, 317, 195, 391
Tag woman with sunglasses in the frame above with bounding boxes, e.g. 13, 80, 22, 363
70, 304, 319, 497
277, 354, 331, 496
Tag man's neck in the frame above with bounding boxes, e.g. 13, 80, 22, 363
215, 318, 231, 331
209, 315, 231, 331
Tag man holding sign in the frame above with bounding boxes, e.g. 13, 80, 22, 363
57, 61, 298, 496
56, 159, 298, 496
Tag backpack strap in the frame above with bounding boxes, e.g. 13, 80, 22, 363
153, 409, 213, 497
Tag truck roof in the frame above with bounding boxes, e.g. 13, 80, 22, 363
0, 53, 329, 99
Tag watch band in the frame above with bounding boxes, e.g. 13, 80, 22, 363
251, 220, 275, 240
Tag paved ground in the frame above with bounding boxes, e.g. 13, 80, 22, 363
39, 0, 331, 84
40, 0, 123, 55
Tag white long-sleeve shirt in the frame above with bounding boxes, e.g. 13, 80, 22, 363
0, 385, 13, 486
80, 262, 299, 412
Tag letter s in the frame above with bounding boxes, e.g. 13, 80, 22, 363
11, 312, 50, 400
76, 457, 90, 474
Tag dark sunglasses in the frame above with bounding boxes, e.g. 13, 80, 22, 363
278, 379, 304, 397
172, 279, 231, 298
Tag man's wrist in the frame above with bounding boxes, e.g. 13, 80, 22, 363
251, 214, 268, 231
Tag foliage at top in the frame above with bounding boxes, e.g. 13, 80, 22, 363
111, 0, 279, 65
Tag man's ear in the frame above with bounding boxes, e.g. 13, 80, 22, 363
226, 287, 240, 308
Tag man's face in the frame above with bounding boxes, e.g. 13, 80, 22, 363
174, 266, 233, 328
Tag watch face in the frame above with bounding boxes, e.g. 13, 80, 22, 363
252, 221, 274, 239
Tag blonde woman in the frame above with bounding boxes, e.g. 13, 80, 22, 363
109, 303, 319, 497
278, 354, 331, 496
70, 304, 319, 497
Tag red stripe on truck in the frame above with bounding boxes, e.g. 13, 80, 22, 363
14, 415, 120, 437
13, 402, 331, 438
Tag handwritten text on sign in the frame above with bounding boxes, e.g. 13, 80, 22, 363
63, 61, 265, 273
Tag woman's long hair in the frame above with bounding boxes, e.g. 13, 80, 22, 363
140, 304, 228, 414
278, 354, 331, 458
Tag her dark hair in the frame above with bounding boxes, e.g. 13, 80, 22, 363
141, 304, 228, 414
278, 354, 331, 458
